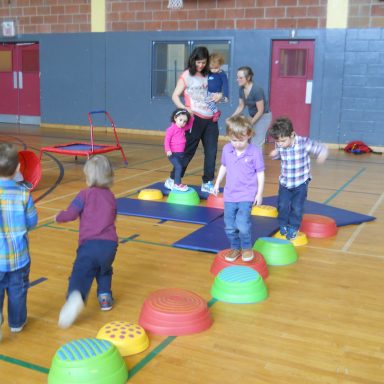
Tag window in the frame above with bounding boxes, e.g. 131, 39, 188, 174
279, 49, 307, 77
151, 40, 231, 99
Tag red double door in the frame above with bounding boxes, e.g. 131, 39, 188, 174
269, 40, 315, 137
0, 42, 40, 124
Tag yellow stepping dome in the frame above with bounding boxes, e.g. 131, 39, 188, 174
273, 230, 308, 246
251, 205, 278, 218
138, 189, 163, 201
97, 321, 149, 357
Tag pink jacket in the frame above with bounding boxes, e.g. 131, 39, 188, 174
164, 116, 194, 153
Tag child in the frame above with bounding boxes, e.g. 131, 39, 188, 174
269, 117, 328, 240
56, 155, 118, 329
213, 115, 265, 262
206, 53, 229, 122
164, 108, 194, 192
0, 143, 38, 336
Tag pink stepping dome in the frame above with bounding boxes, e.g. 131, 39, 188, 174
300, 214, 338, 238
206, 193, 224, 209
210, 249, 268, 280
138, 288, 213, 336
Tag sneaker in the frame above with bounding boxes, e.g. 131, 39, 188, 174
10, 320, 27, 333
201, 181, 215, 194
242, 249, 254, 262
98, 293, 114, 311
286, 227, 298, 240
212, 110, 221, 123
164, 178, 174, 190
224, 249, 241, 262
173, 183, 189, 192
17, 180, 33, 190
280, 225, 288, 236
58, 290, 84, 329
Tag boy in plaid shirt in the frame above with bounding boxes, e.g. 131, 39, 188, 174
269, 117, 328, 240
0, 143, 38, 339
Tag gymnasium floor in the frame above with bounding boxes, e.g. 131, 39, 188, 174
0, 124, 383, 384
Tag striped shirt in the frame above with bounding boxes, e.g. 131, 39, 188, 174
0, 179, 38, 272
274, 135, 327, 189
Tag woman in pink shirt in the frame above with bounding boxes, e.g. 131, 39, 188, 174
164, 108, 194, 191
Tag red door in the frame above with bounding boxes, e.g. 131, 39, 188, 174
269, 40, 315, 137
0, 42, 40, 124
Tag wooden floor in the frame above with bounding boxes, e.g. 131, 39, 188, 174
0, 124, 383, 384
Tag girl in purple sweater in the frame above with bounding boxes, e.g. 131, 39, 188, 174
56, 155, 118, 329
164, 108, 194, 192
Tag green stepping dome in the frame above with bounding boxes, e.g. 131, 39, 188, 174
48, 338, 128, 384
253, 237, 298, 266
167, 188, 200, 206
211, 266, 268, 304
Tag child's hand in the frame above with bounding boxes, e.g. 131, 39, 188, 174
166, 151, 172, 157
316, 147, 328, 164
269, 149, 278, 158
212, 183, 220, 196
253, 193, 263, 206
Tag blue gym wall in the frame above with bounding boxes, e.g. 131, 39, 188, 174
24, 28, 384, 145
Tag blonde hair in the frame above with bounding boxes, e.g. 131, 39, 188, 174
210, 52, 225, 66
83, 155, 114, 188
226, 115, 254, 139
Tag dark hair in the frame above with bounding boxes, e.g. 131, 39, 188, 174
269, 117, 294, 139
188, 46, 210, 76
0, 143, 19, 177
171, 108, 191, 123
237, 66, 254, 83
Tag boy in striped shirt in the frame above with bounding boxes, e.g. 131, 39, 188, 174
269, 117, 328, 240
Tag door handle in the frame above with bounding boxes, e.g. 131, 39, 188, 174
305, 80, 312, 104
18, 71, 23, 89
13, 71, 18, 89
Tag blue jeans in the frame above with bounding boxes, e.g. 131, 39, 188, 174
277, 180, 310, 231
224, 202, 253, 249
67, 240, 117, 301
0, 263, 30, 329
168, 152, 184, 184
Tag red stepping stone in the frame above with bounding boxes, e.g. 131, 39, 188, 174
19, 150, 42, 191
206, 193, 224, 209
210, 249, 268, 279
300, 214, 338, 238
138, 288, 213, 336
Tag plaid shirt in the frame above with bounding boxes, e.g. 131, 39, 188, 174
0, 179, 38, 272
274, 135, 327, 189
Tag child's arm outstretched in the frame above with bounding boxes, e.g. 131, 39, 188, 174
305, 138, 328, 164
55, 191, 84, 223
213, 165, 227, 196
254, 171, 265, 206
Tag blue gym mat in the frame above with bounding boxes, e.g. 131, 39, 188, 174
173, 216, 280, 253
262, 196, 376, 227
172, 197, 375, 253
116, 197, 223, 225
139, 182, 223, 200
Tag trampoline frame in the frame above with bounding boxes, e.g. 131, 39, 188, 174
39, 110, 128, 164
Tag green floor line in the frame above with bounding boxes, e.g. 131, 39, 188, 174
0, 354, 49, 374
323, 167, 366, 205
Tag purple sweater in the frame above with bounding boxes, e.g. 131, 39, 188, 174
56, 187, 118, 245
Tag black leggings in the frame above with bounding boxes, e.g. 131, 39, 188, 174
171, 115, 219, 183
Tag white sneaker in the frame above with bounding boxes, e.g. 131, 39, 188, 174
164, 178, 174, 190
201, 181, 215, 194
58, 290, 84, 329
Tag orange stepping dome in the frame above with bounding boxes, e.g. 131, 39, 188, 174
210, 249, 268, 280
19, 150, 42, 191
206, 193, 224, 209
96, 321, 149, 356
300, 214, 338, 238
139, 288, 213, 336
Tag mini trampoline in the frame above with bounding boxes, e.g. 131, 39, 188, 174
39, 110, 128, 164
